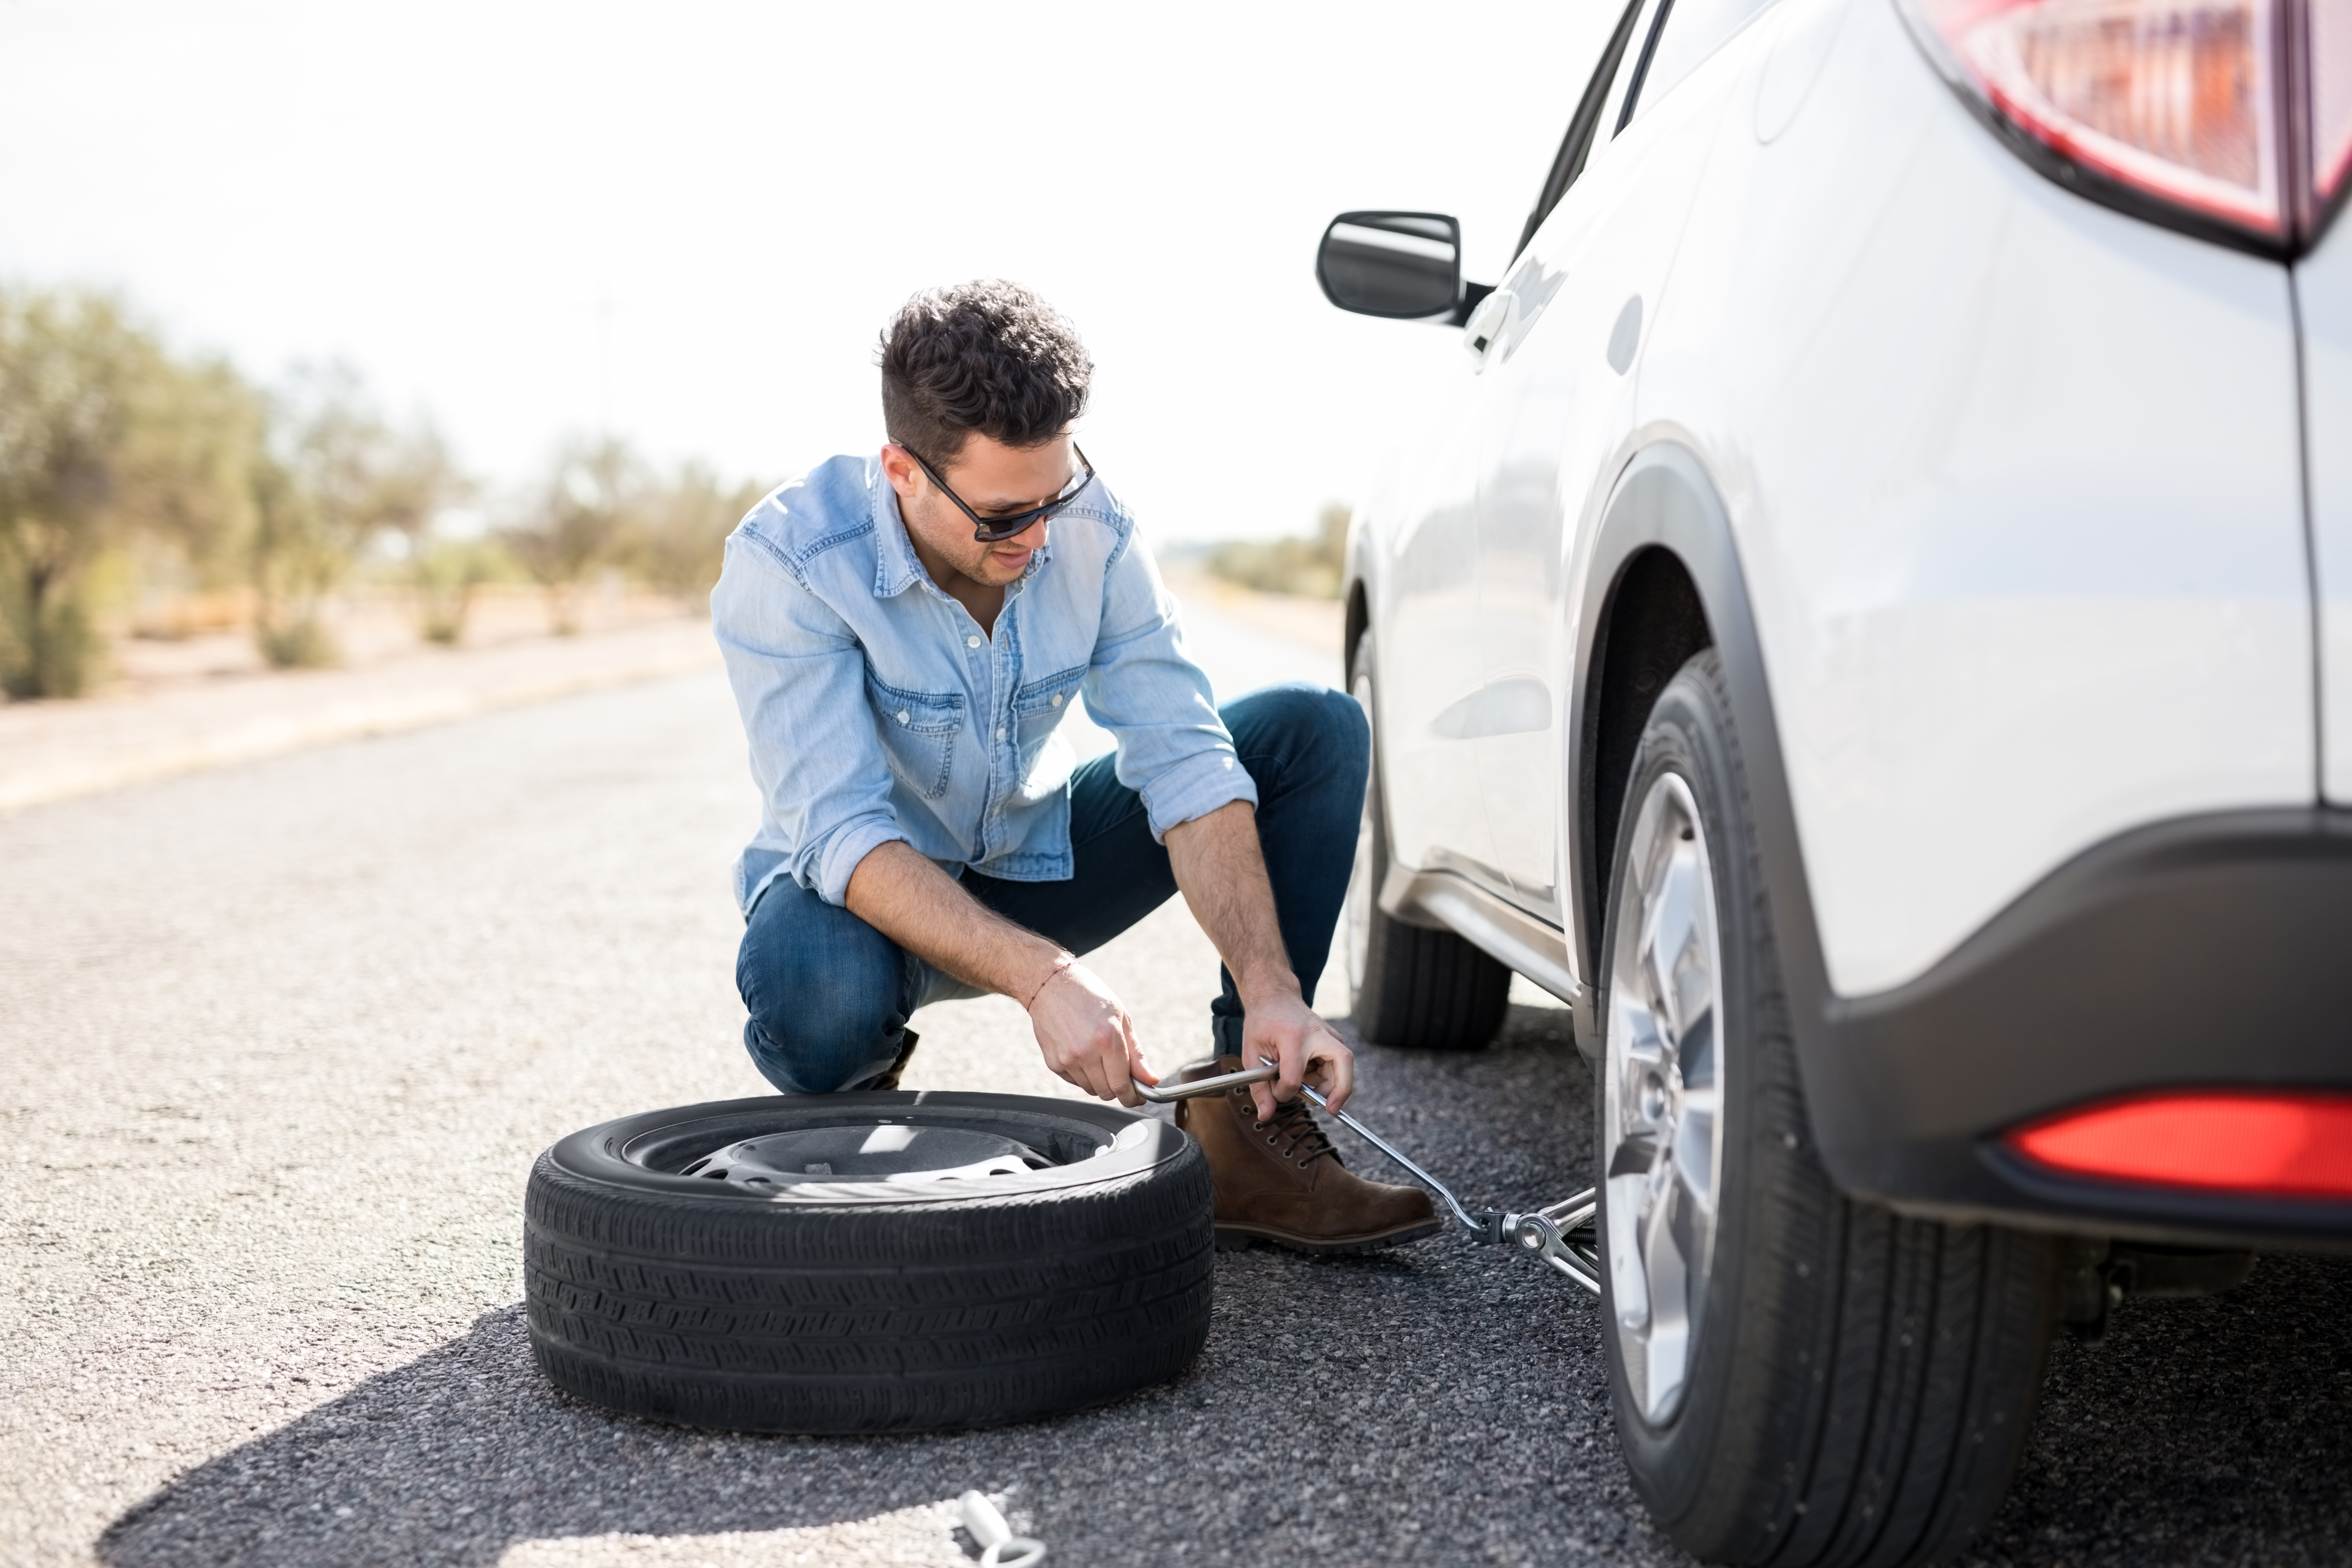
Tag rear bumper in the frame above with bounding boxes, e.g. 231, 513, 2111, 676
1802, 808, 2352, 1249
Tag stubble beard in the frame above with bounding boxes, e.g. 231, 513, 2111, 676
938, 548, 1013, 591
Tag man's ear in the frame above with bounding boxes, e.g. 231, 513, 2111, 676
878, 444, 922, 501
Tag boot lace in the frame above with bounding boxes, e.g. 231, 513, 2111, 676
1244, 1090, 1341, 1168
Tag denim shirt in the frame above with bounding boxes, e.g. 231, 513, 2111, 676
711, 453, 1254, 915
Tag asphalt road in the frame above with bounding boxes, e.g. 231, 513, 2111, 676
3, 599, 2348, 1567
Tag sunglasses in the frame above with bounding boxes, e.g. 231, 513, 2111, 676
902, 443, 1096, 543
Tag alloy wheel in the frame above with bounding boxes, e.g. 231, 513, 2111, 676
1604, 770, 1726, 1424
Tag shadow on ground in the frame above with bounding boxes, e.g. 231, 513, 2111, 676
1966, 1247, 2352, 1567
98, 1001, 2352, 1567
100, 1005, 1673, 1567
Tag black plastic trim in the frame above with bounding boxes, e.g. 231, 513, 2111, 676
1572, 445, 1824, 1029
1616, 0, 1678, 138
1984, 1141, 2352, 1246
1574, 443, 2352, 1250
1834, 809, 2352, 1247
1516, 0, 1648, 261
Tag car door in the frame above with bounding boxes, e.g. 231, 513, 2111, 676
1471, 0, 1777, 913
1374, 309, 1510, 882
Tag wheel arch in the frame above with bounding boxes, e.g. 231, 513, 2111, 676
1577, 546, 1714, 974
1570, 443, 1844, 1162
1343, 575, 1370, 679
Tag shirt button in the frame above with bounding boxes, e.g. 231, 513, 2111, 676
896, 709, 910, 725
966, 634, 982, 649
1050, 692, 1064, 707
995, 726, 1006, 742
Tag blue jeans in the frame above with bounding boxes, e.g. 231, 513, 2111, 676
735, 682, 1370, 1094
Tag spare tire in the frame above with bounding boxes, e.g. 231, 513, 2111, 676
525, 1091, 1212, 1434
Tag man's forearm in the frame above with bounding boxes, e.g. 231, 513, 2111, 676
843, 841, 1064, 1001
1164, 800, 1297, 1007
1165, 798, 1352, 1110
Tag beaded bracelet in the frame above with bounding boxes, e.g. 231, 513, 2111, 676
1023, 955, 1074, 1011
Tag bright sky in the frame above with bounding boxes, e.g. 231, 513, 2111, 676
0, 1, 1613, 542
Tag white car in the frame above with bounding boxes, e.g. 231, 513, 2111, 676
1320, 0, 2352, 1560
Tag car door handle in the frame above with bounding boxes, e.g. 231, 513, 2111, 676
1463, 288, 1512, 359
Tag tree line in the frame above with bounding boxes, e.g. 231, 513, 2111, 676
0, 284, 763, 700
1206, 501, 1350, 599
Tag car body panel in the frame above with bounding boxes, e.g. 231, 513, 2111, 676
1573, 443, 2352, 1249
1636, 0, 2313, 996
1340, 0, 2344, 1242
1371, 359, 1505, 882
1473, 0, 1754, 919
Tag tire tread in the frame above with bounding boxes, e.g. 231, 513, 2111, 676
522, 1120, 1214, 1433
1606, 652, 2054, 1568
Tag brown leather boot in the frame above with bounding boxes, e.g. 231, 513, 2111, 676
1172, 1056, 1440, 1255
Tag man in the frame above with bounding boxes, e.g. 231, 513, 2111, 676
711, 280, 1435, 1254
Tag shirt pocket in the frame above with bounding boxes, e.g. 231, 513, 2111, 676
867, 672, 963, 800
1013, 663, 1087, 768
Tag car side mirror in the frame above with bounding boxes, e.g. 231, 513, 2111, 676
1316, 211, 1474, 322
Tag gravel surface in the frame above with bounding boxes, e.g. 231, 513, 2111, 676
4, 602, 2348, 1567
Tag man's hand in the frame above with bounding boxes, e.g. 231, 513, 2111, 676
1025, 959, 1158, 1107
1163, 799, 1357, 1118
1241, 987, 1354, 1119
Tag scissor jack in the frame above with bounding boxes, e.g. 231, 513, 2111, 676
1138, 1058, 1601, 1293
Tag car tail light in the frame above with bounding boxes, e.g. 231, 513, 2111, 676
1901, 0, 2352, 252
2315, 1, 2352, 206
2007, 1090, 2352, 1199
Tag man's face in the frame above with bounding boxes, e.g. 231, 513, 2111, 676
880, 433, 1076, 590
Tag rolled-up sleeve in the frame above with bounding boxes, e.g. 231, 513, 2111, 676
711, 531, 904, 906
1081, 532, 1259, 840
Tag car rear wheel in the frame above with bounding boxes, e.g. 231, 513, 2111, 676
1598, 651, 2057, 1567
1342, 637, 1511, 1050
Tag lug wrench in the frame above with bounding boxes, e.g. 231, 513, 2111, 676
1136, 1059, 1601, 1293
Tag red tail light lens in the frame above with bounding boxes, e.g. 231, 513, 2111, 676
2008, 1090, 2352, 1199
1903, 0, 2352, 251
2316, 2, 2352, 202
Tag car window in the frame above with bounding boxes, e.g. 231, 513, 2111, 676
1596, 0, 1668, 157
1619, 0, 1777, 131
1513, 0, 1650, 258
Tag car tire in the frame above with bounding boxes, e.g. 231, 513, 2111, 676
525, 1091, 1212, 1434
1341, 637, 1511, 1050
1597, 651, 2057, 1567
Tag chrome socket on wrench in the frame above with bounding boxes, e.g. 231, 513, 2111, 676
1134, 1060, 1601, 1293
1498, 1193, 1601, 1291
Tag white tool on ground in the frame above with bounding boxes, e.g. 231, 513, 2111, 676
958, 1490, 1046, 1567
1134, 1057, 1601, 1292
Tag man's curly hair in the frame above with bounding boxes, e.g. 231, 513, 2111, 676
879, 281, 1092, 467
